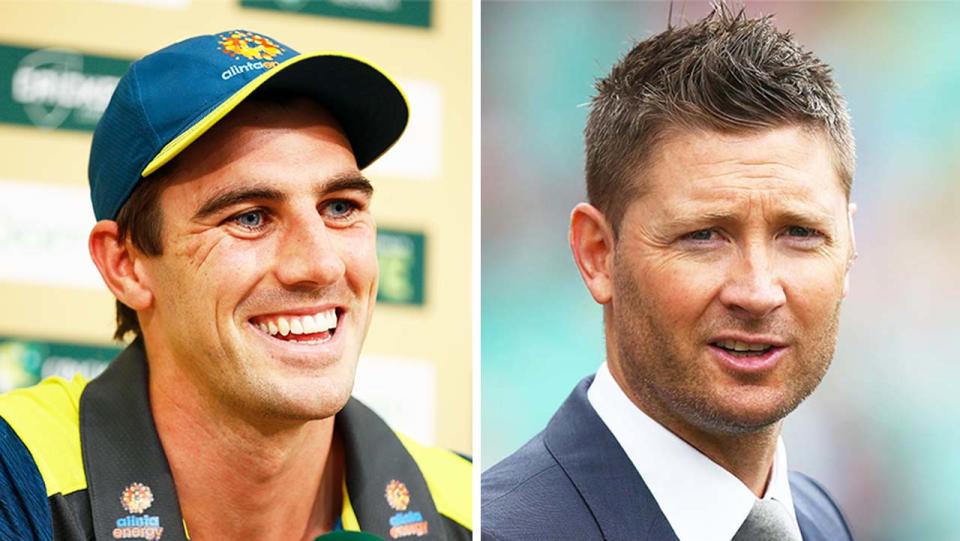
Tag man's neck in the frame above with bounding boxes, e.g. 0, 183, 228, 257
608, 363, 779, 497
148, 360, 343, 541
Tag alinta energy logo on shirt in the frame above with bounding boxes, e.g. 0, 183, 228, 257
385, 479, 429, 538
113, 482, 164, 540
218, 31, 286, 81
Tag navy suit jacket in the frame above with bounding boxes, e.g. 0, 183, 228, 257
482, 377, 854, 541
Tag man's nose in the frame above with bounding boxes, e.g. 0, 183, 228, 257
274, 214, 346, 288
717, 243, 786, 320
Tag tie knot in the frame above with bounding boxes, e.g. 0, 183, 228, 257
731, 499, 801, 541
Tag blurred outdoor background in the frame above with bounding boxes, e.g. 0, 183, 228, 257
0, 0, 472, 454
482, 2, 960, 540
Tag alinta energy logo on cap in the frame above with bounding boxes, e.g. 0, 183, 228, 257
218, 30, 286, 81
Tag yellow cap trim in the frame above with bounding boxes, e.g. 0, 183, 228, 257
0, 375, 89, 497
141, 51, 409, 178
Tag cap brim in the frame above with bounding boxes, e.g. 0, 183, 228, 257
141, 52, 409, 177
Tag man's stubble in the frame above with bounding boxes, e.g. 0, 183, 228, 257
609, 252, 840, 438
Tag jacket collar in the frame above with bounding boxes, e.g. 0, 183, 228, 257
794, 500, 827, 541
545, 375, 827, 541
543, 376, 679, 541
790, 473, 836, 541
80, 340, 447, 540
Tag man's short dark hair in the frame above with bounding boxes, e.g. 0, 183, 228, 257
113, 171, 166, 341
585, 3, 855, 234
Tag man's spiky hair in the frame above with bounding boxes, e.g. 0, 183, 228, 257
585, 3, 854, 233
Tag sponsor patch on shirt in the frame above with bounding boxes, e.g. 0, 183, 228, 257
113, 482, 164, 540
384, 480, 428, 538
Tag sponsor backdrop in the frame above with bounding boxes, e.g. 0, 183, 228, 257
483, 2, 960, 540
0, 0, 471, 453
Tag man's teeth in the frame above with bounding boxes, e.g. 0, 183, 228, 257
256, 309, 338, 337
715, 339, 772, 352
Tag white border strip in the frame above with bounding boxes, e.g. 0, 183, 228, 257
471, 0, 482, 534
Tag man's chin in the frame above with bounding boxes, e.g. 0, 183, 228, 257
682, 387, 801, 435
227, 329, 362, 420
221, 353, 358, 422
251, 379, 354, 422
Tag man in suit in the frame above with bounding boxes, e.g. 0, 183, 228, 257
482, 6, 856, 541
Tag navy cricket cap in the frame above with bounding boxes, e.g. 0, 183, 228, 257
89, 30, 409, 221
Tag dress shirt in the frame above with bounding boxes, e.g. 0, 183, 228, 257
587, 362, 802, 541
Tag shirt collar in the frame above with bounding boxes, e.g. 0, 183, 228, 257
79, 339, 449, 540
587, 362, 801, 541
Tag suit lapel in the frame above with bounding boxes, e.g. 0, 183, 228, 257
542, 377, 842, 541
795, 504, 824, 541
542, 377, 678, 541
790, 473, 829, 541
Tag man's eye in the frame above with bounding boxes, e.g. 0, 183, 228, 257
325, 200, 358, 219
786, 226, 820, 238
686, 229, 716, 241
232, 210, 265, 229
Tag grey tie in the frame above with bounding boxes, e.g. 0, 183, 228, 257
731, 499, 801, 541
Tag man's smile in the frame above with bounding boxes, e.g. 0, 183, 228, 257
250, 307, 341, 345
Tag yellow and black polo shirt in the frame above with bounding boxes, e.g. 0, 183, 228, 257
0, 341, 471, 541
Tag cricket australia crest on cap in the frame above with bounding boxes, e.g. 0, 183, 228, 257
218, 30, 286, 80
385, 480, 429, 538
114, 482, 165, 540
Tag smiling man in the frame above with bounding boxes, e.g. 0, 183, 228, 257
0, 31, 470, 541
483, 7, 855, 541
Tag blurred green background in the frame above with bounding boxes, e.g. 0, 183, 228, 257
481, 2, 960, 540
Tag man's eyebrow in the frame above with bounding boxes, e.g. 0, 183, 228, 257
193, 186, 285, 220
318, 174, 374, 197
664, 209, 739, 229
192, 175, 374, 220
665, 205, 835, 229
772, 205, 836, 228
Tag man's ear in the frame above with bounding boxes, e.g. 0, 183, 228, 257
843, 202, 858, 298
88, 221, 154, 311
569, 203, 616, 305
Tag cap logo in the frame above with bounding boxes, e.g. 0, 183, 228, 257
385, 479, 410, 511
120, 482, 153, 514
217, 31, 287, 81
384, 480, 429, 538
218, 31, 284, 61
113, 482, 164, 540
